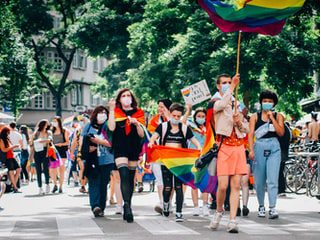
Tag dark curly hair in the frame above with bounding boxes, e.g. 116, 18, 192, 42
259, 90, 278, 106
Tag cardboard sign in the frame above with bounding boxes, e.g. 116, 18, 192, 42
181, 80, 211, 105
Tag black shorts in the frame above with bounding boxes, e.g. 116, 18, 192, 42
56, 146, 68, 158
5, 158, 20, 171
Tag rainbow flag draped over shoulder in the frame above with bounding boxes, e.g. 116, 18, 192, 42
114, 107, 145, 135
148, 145, 218, 193
198, 0, 305, 36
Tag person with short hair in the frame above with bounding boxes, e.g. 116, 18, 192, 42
209, 74, 248, 233
249, 90, 285, 220
147, 98, 172, 214
148, 103, 201, 222
308, 112, 319, 142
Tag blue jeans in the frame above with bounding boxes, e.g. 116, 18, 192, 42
88, 164, 113, 212
253, 137, 281, 208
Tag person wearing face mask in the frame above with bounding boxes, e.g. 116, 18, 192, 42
51, 116, 70, 194
108, 88, 145, 223
147, 99, 172, 215
70, 114, 90, 193
184, 107, 210, 217
248, 90, 284, 220
81, 106, 114, 218
148, 103, 201, 222
30, 119, 52, 195
209, 73, 248, 234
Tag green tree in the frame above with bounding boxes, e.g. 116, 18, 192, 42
10, 0, 87, 116
71, 0, 146, 96
0, 1, 37, 117
126, 0, 319, 119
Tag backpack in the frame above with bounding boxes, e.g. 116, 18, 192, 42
80, 124, 92, 160
160, 122, 188, 148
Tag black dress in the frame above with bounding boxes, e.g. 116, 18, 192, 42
112, 109, 143, 161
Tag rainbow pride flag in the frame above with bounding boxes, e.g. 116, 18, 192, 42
148, 145, 218, 193
198, 0, 305, 35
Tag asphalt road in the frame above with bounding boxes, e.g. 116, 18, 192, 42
0, 181, 319, 240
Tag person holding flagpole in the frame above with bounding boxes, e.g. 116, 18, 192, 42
108, 88, 145, 223
209, 73, 248, 233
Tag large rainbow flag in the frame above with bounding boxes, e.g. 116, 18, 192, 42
198, 0, 306, 35
148, 145, 218, 193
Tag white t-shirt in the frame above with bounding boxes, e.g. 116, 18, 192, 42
22, 134, 29, 150
9, 130, 22, 151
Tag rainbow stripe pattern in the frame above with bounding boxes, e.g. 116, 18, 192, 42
198, 0, 305, 35
148, 145, 217, 193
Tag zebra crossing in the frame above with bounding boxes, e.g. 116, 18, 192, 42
1, 211, 320, 240
1, 183, 320, 240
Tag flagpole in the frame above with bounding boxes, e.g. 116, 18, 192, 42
235, 31, 242, 113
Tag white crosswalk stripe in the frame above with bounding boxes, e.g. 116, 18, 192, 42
1, 212, 320, 238
135, 216, 200, 235
0, 221, 15, 238
56, 216, 104, 237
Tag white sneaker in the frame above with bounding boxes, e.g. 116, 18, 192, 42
209, 211, 223, 230
39, 188, 44, 195
175, 212, 184, 222
202, 204, 210, 216
269, 208, 279, 219
193, 206, 200, 216
115, 205, 122, 215
45, 184, 50, 194
227, 220, 239, 233
258, 206, 266, 218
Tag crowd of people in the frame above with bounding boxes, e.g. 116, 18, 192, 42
0, 73, 318, 234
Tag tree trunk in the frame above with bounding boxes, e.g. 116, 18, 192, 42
55, 94, 62, 117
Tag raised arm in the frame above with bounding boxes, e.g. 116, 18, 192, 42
108, 98, 116, 131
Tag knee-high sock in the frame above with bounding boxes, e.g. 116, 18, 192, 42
118, 165, 131, 206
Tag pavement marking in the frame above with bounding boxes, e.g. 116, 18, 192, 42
203, 216, 290, 235
238, 218, 290, 235
135, 217, 200, 235
280, 215, 320, 232
0, 221, 15, 238
56, 216, 104, 237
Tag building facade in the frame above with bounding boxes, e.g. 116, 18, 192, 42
18, 49, 107, 127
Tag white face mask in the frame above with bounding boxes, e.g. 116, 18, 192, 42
97, 113, 107, 124
121, 97, 132, 107
52, 122, 58, 128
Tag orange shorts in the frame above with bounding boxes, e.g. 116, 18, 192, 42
217, 143, 247, 176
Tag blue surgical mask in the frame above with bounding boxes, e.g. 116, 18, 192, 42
221, 84, 230, 94
262, 102, 274, 111
170, 118, 180, 125
196, 117, 205, 125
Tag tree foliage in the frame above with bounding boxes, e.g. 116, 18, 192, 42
0, 1, 37, 117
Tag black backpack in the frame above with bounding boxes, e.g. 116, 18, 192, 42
80, 124, 92, 160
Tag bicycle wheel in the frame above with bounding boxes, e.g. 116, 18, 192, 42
309, 171, 319, 197
285, 165, 307, 194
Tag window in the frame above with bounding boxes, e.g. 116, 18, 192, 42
34, 94, 44, 109
62, 96, 68, 109
78, 51, 86, 70
93, 59, 99, 73
45, 92, 51, 109
73, 50, 87, 70
53, 16, 61, 29
71, 85, 83, 106
53, 53, 63, 71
